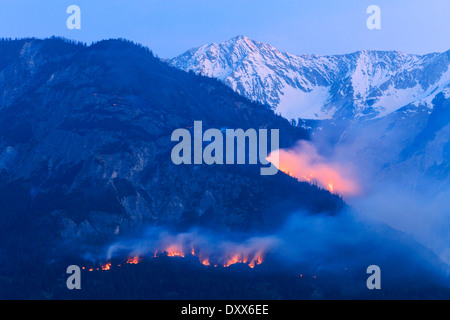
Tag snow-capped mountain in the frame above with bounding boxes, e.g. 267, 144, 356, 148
170, 35, 450, 121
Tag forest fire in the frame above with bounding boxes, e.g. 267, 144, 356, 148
200, 258, 210, 266
222, 253, 263, 268
157, 244, 266, 269
165, 245, 185, 257
248, 256, 263, 268
101, 262, 111, 271
267, 140, 360, 197
84, 242, 268, 272
328, 183, 334, 193
84, 231, 278, 273
126, 256, 140, 264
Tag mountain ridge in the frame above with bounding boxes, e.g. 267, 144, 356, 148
170, 35, 450, 121
0, 37, 343, 254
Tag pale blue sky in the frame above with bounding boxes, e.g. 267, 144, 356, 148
0, 0, 448, 58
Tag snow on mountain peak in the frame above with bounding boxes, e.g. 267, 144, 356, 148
170, 37, 450, 121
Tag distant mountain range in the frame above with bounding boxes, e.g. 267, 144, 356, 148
170, 36, 450, 186
170, 35, 450, 121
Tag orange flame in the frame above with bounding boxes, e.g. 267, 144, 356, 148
165, 245, 185, 257
126, 256, 141, 264
328, 183, 334, 193
87, 239, 269, 271
222, 253, 264, 268
200, 258, 210, 266
248, 256, 263, 269
224, 255, 241, 267
101, 262, 112, 271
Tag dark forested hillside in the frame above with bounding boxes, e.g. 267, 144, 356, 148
0, 38, 346, 298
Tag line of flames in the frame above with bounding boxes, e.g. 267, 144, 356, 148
82, 246, 264, 272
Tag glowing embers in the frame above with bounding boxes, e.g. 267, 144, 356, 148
153, 245, 265, 269
126, 256, 141, 264
150, 244, 186, 258
101, 262, 112, 270
84, 232, 273, 272
248, 256, 263, 269
83, 246, 266, 272
222, 253, 263, 268
165, 245, 185, 258
200, 258, 210, 266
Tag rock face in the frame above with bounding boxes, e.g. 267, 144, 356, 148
170, 35, 450, 121
0, 38, 343, 250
